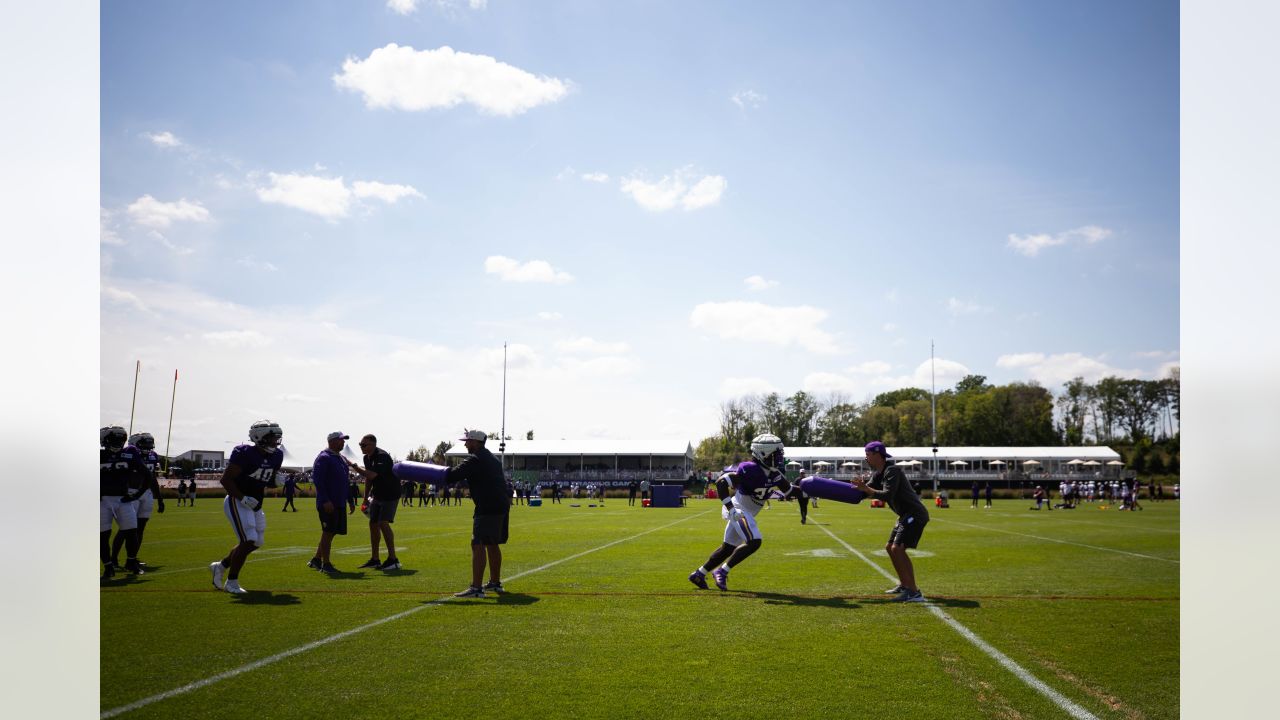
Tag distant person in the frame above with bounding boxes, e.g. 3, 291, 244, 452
628, 480, 639, 506
640, 478, 650, 504
1031, 486, 1049, 511
787, 470, 811, 524
551, 481, 562, 504
308, 432, 351, 575
282, 473, 298, 512
347, 478, 360, 514
852, 441, 929, 603
446, 430, 511, 598
689, 435, 792, 591
209, 420, 284, 595
418, 478, 428, 506
100, 426, 148, 580
984, 481, 993, 508
348, 433, 402, 571
177, 478, 188, 507
1173, 483, 1180, 500
971, 480, 980, 509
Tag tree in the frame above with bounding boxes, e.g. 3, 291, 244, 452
954, 374, 991, 394
783, 391, 821, 446
1117, 379, 1162, 442
526, 430, 535, 440
872, 387, 930, 408
1056, 377, 1090, 445
432, 441, 453, 464
860, 405, 899, 445
896, 399, 933, 445
404, 444, 431, 462
757, 393, 788, 438
815, 402, 866, 446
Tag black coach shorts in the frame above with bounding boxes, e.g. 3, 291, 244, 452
888, 513, 928, 549
472, 512, 509, 545
320, 506, 348, 535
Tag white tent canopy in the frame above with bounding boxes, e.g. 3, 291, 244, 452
950, 460, 968, 466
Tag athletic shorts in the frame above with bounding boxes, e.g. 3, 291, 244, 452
135, 488, 155, 519
888, 513, 928, 549
100, 495, 138, 532
224, 496, 266, 547
319, 506, 348, 535
472, 513, 509, 545
722, 507, 762, 545
368, 498, 398, 524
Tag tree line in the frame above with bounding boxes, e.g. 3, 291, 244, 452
695, 369, 1179, 471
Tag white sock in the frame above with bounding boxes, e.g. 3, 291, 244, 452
693, 567, 706, 576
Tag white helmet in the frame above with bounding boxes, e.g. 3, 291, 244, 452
249, 420, 283, 448
101, 425, 127, 450
750, 433, 785, 470
128, 432, 156, 451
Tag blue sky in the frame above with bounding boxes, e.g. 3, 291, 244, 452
99, 0, 1179, 456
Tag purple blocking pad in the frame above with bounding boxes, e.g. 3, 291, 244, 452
393, 461, 450, 484
799, 476, 866, 504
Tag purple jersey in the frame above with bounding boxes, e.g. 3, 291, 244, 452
124, 445, 160, 490
228, 443, 284, 504
101, 447, 148, 496
727, 461, 787, 515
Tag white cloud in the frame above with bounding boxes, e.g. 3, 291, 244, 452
100, 208, 124, 246
102, 285, 151, 314
946, 297, 991, 316
142, 130, 182, 148
556, 337, 630, 355
848, 360, 892, 375
277, 393, 323, 403
202, 330, 272, 348
352, 180, 424, 203
237, 255, 278, 272
1007, 225, 1114, 257
484, 255, 574, 284
388, 0, 486, 14
580, 172, 610, 183
720, 377, 778, 398
689, 301, 840, 354
333, 44, 571, 116
537, 311, 563, 321
256, 173, 419, 220
558, 356, 640, 376
126, 195, 210, 228
147, 230, 195, 256
996, 351, 1144, 385
620, 167, 727, 212
731, 89, 767, 109
882, 323, 897, 333
877, 358, 971, 391
256, 173, 351, 220
389, 344, 451, 366
802, 372, 860, 395
744, 275, 779, 291
387, 0, 419, 13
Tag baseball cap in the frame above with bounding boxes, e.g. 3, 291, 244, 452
459, 429, 487, 442
327, 431, 349, 441
864, 441, 892, 458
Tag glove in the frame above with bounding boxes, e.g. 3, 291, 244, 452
239, 496, 260, 511
156, 498, 166, 513
120, 494, 137, 504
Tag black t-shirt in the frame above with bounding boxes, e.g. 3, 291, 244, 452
101, 447, 148, 496
445, 446, 507, 515
364, 448, 399, 501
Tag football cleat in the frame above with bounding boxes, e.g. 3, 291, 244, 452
688, 571, 708, 590
378, 559, 401, 571
125, 559, 145, 575
209, 562, 225, 590
101, 563, 116, 581
481, 580, 505, 594
224, 580, 248, 595
454, 586, 485, 598
319, 563, 338, 575
306, 557, 322, 570
884, 584, 907, 594
712, 567, 729, 591
358, 558, 381, 569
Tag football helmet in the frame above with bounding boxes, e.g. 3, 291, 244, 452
749, 433, 785, 469
249, 420, 283, 448
101, 426, 127, 450
129, 432, 156, 451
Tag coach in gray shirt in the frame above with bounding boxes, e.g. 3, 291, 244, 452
445, 429, 510, 598
853, 441, 929, 603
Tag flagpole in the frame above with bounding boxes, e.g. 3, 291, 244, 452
931, 341, 938, 494
163, 369, 178, 474
499, 342, 508, 473
128, 360, 141, 435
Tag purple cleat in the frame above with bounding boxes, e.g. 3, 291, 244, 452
688, 571, 708, 590
712, 567, 729, 591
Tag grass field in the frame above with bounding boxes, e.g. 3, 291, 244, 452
100, 496, 1179, 719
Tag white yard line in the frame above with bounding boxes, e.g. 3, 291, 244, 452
812, 516, 1101, 720
934, 518, 1179, 563
101, 510, 708, 719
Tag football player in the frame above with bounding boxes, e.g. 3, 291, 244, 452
209, 420, 284, 595
689, 434, 792, 591
111, 433, 165, 573
100, 426, 149, 580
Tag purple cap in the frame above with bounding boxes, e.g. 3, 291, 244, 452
864, 441, 892, 458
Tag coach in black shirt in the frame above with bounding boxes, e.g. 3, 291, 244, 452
350, 434, 402, 571
446, 429, 509, 598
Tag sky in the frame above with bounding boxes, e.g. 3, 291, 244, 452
99, 0, 1179, 458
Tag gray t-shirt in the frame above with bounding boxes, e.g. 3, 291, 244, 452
868, 464, 929, 520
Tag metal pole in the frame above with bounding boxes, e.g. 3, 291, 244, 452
931, 341, 938, 493
128, 360, 141, 435
500, 342, 507, 473
163, 369, 177, 474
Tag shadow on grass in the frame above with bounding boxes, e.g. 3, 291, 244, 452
232, 591, 302, 605
379, 568, 419, 578
733, 590, 862, 609
858, 596, 981, 609
430, 592, 541, 607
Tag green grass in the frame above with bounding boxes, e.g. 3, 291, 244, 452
101, 497, 1179, 719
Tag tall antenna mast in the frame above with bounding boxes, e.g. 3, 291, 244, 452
500, 342, 508, 473
931, 341, 938, 494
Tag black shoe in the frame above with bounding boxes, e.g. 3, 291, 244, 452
125, 559, 145, 575
358, 558, 382, 569
377, 558, 401, 571
306, 557, 322, 570
319, 563, 339, 575
101, 563, 116, 580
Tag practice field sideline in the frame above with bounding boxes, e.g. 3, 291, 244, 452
101, 499, 1179, 719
